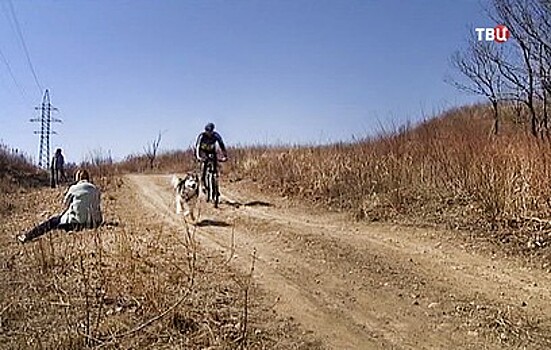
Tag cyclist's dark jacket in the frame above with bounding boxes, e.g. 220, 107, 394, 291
195, 131, 227, 159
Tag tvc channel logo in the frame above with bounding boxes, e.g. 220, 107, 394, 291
475, 25, 510, 43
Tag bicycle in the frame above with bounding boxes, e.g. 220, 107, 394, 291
201, 154, 226, 208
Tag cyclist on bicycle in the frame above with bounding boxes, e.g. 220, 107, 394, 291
195, 122, 228, 193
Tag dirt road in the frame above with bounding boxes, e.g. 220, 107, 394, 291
128, 174, 551, 349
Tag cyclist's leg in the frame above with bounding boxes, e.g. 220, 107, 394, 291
201, 162, 206, 187
201, 163, 208, 194
199, 151, 207, 192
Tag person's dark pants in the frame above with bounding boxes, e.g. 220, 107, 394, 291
50, 167, 67, 188
58, 168, 67, 183
22, 215, 80, 242
50, 168, 57, 188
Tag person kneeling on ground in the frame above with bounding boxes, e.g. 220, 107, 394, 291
17, 169, 103, 243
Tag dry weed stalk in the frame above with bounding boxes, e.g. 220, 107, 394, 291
36, 239, 48, 273
92, 229, 107, 342
237, 248, 257, 350
184, 223, 197, 288
225, 225, 236, 265
78, 252, 92, 344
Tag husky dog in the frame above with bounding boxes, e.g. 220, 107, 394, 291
171, 173, 200, 222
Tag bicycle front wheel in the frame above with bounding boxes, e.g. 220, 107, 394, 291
212, 175, 219, 208
206, 172, 214, 204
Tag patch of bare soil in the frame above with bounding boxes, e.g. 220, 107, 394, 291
0, 177, 320, 349
128, 175, 551, 349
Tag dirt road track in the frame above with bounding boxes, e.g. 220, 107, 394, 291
128, 174, 551, 349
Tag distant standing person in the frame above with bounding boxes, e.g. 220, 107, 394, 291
18, 169, 103, 243
50, 148, 67, 187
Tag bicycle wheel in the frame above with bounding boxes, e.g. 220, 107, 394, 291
212, 174, 220, 208
203, 162, 212, 202
207, 171, 215, 204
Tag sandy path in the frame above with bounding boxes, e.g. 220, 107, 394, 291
127, 174, 551, 350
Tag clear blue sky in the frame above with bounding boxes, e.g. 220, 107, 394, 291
0, 0, 492, 163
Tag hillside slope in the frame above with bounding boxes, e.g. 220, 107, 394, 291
227, 105, 551, 262
0, 145, 46, 193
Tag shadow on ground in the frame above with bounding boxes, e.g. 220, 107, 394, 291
222, 199, 273, 208
244, 200, 272, 207
195, 219, 232, 227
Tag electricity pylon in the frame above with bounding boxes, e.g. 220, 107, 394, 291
30, 89, 60, 168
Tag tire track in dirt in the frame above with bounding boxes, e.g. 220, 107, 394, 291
128, 174, 551, 350
225, 190, 551, 314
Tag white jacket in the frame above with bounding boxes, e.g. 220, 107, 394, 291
60, 180, 103, 227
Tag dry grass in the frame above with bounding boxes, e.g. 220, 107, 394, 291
0, 141, 318, 349
0, 176, 321, 349
0, 144, 47, 193
0, 144, 48, 225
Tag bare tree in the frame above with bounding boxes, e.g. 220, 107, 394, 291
539, 0, 551, 136
501, 0, 551, 52
535, 42, 551, 135
450, 0, 551, 137
489, 0, 550, 137
448, 37, 504, 134
144, 131, 162, 170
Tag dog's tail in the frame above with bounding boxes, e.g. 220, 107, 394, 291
171, 174, 180, 188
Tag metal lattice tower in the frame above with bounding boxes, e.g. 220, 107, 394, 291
30, 89, 60, 168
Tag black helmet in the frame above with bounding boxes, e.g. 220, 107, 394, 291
205, 122, 215, 132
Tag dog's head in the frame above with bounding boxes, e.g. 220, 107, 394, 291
172, 173, 199, 195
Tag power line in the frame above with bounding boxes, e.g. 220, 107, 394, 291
0, 0, 33, 106
1, 0, 19, 46
7, 0, 43, 94
0, 45, 32, 106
